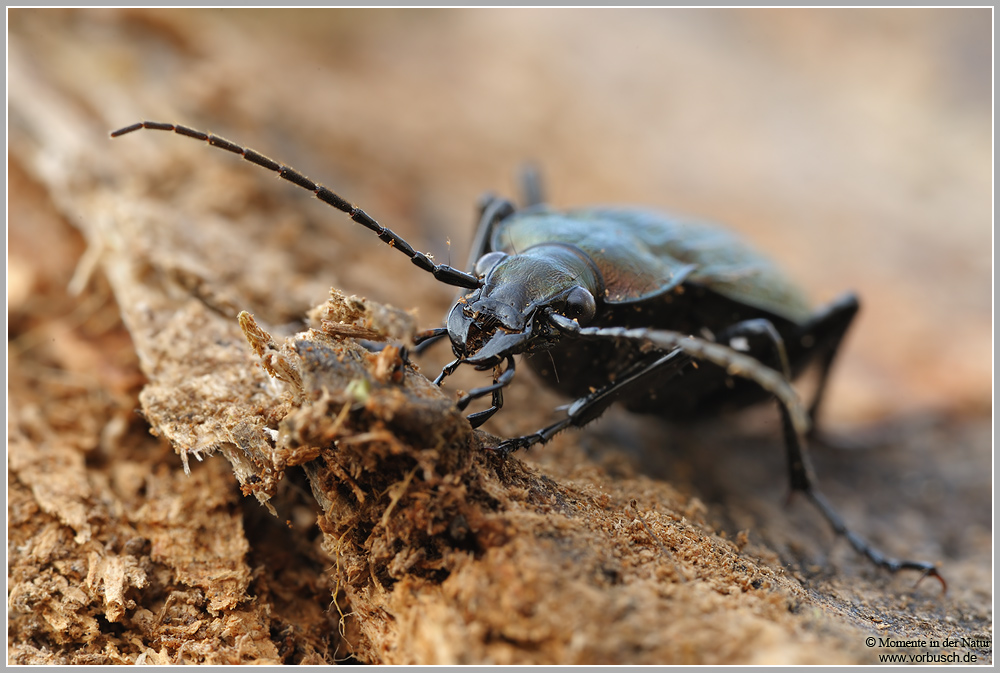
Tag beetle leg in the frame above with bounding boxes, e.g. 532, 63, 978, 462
494, 349, 690, 455
716, 318, 793, 380
496, 316, 796, 457
547, 315, 813, 437
465, 383, 504, 429
713, 318, 811, 488
518, 163, 546, 208
465, 197, 516, 274
433, 358, 463, 386
775, 403, 946, 591
541, 315, 944, 586
457, 356, 515, 428
795, 293, 860, 431
412, 327, 450, 356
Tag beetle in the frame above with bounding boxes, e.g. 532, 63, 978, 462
110, 121, 944, 589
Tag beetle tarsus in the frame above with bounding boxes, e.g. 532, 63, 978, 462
804, 488, 946, 593
493, 434, 542, 455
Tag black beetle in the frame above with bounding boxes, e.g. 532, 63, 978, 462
110, 121, 944, 590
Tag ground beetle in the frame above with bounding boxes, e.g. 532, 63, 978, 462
110, 121, 944, 590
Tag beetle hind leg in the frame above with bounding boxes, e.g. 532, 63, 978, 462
543, 315, 943, 587
710, 317, 944, 588
775, 403, 946, 591
795, 293, 860, 433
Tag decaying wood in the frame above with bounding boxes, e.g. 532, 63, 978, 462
9, 9, 991, 665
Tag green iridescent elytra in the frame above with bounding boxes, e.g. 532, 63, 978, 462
493, 207, 812, 322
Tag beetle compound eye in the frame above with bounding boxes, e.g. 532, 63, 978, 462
474, 251, 508, 278
564, 287, 596, 325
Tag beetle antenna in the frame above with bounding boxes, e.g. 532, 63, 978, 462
110, 121, 483, 290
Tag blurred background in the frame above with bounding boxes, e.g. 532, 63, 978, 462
10, 9, 992, 426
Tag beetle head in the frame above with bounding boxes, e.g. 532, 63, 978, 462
447, 244, 603, 367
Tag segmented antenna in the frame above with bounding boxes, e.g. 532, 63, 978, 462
110, 121, 482, 290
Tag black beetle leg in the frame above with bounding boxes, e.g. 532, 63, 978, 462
495, 349, 690, 455
465, 383, 504, 429
518, 163, 546, 209
716, 318, 793, 380
546, 315, 813, 437
795, 293, 860, 431
433, 358, 463, 386
465, 197, 515, 274
691, 317, 945, 590
714, 317, 811, 489
412, 327, 450, 356
458, 355, 515, 428
701, 316, 944, 589
774, 403, 947, 592
542, 315, 943, 587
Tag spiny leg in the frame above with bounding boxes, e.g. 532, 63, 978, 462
547, 314, 944, 588
110, 121, 481, 290
775, 404, 946, 591
495, 348, 690, 455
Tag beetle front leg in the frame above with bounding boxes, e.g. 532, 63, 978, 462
457, 355, 515, 429
412, 327, 450, 356
495, 349, 690, 455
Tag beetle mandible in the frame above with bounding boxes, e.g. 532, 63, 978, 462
110, 121, 944, 590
